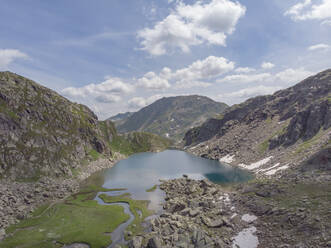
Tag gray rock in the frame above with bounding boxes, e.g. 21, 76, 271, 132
0, 228, 6, 241
147, 236, 163, 248
128, 236, 143, 248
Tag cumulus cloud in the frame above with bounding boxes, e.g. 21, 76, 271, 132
137, 0, 246, 55
218, 73, 271, 84
285, 0, 331, 22
217, 67, 313, 104
137, 56, 234, 90
62, 77, 134, 103
137, 71, 170, 90
261, 62, 275, 69
173, 56, 235, 80
0, 49, 28, 69
308, 43, 330, 51
273, 68, 313, 84
218, 67, 312, 85
128, 94, 174, 109
219, 85, 282, 100
235, 67, 256, 73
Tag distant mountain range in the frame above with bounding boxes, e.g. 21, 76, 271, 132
110, 95, 228, 141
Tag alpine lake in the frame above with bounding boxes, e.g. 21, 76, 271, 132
1, 150, 252, 248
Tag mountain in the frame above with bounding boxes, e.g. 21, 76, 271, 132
184, 69, 331, 174
0, 71, 169, 181
108, 111, 133, 122
115, 95, 228, 141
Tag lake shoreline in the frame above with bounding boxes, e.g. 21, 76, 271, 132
0, 154, 127, 240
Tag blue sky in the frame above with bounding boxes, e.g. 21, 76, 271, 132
1, 0, 330, 119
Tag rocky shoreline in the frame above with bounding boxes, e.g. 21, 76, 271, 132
0, 155, 124, 240
130, 172, 331, 248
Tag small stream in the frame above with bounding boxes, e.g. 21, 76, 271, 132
94, 192, 135, 248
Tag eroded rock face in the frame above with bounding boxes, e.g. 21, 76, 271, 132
0, 71, 114, 180
184, 69, 331, 148
269, 100, 331, 149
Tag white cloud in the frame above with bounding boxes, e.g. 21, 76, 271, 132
308, 43, 330, 51
136, 56, 234, 90
218, 68, 312, 85
0, 49, 28, 69
128, 94, 174, 109
218, 73, 271, 84
321, 19, 331, 26
219, 85, 282, 100
273, 68, 313, 83
235, 67, 256, 73
137, 0, 246, 55
285, 0, 331, 22
217, 67, 313, 104
174, 80, 211, 89
137, 71, 170, 90
173, 56, 235, 81
261, 62, 275, 69
62, 77, 134, 103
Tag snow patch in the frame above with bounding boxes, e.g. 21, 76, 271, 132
231, 213, 238, 219
256, 163, 280, 173
239, 156, 273, 170
241, 214, 257, 223
219, 154, 236, 163
232, 227, 259, 248
265, 164, 289, 175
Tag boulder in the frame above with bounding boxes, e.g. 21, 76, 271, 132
128, 236, 143, 248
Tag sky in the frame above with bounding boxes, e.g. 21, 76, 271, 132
0, 0, 330, 119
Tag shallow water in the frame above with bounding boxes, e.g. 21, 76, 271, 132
100, 150, 252, 211
96, 150, 252, 246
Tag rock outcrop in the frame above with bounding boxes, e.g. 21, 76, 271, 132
184, 69, 331, 176
0, 71, 116, 180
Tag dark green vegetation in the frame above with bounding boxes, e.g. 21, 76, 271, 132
109, 131, 172, 156
99, 193, 153, 239
1, 190, 130, 248
146, 185, 157, 192
113, 95, 228, 141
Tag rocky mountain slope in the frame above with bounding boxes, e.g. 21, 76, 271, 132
115, 95, 228, 141
0, 71, 114, 180
108, 111, 133, 126
0, 71, 170, 232
184, 69, 331, 177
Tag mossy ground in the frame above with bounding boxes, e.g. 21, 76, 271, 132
146, 185, 157, 192
99, 193, 153, 239
1, 190, 130, 248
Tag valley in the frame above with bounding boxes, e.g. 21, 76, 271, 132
0, 70, 330, 248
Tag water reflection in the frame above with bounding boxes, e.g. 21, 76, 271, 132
101, 150, 252, 211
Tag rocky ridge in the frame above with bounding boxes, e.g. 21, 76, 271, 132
0, 72, 170, 238
114, 95, 228, 141
130, 160, 330, 248
184, 69, 331, 177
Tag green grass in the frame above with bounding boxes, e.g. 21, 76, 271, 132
88, 149, 101, 161
146, 185, 157, 192
110, 132, 171, 156
99, 193, 153, 239
2, 191, 130, 248
294, 128, 327, 155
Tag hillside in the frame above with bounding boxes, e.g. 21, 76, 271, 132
108, 111, 133, 126
0, 72, 170, 232
184, 69, 331, 176
115, 95, 228, 141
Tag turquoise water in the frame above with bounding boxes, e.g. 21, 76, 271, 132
100, 150, 252, 211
